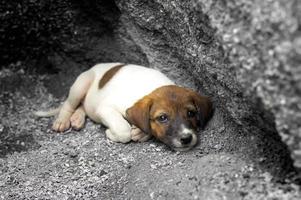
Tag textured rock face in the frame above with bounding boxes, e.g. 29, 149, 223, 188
2, 0, 298, 173
201, 0, 301, 167
114, 0, 301, 169
1, 0, 301, 199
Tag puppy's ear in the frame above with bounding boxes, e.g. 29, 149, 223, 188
126, 97, 153, 134
190, 92, 213, 128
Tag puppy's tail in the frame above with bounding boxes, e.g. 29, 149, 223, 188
34, 107, 61, 118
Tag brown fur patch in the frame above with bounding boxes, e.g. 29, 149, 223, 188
126, 85, 213, 142
98, 64, 126, 89
126, 97, 152, 134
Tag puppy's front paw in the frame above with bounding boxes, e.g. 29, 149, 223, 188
52, 118, 71, 132
105, 129, 132, 143
105, 129, 119, 142
131, 127, 151, 142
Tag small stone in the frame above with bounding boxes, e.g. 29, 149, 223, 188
242, 173, 250, 179
150, 164, 157, 169
293, 36, 301, 55
238, 191, 248, 197
293, 150, 301, 156
258, 157, 266, 162
262, 172, 272, 182
150, 192, 155, 199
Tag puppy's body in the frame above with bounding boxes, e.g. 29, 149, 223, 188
36, 63, 212, 151
84, 63, 174, 123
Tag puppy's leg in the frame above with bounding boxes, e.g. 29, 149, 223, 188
131, 126, 152, 142
70, 104, 86, 130
97, 107, 131, 143
52, 70, 94, 132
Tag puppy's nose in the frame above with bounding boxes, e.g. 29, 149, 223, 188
180, 134, 192, 145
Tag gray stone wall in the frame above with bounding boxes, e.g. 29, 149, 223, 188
1, 0, 301, 199
114, 0, 301, 169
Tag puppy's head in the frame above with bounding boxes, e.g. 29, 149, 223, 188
126, 85, 213, 151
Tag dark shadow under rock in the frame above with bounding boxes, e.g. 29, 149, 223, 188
0, 125, 41, 158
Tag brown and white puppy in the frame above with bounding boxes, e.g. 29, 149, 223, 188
35, 63, 213, 151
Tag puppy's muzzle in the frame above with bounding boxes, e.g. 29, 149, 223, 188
171, 127, 197, 151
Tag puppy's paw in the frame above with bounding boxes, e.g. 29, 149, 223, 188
131, 127, 151, 142
70, 112, 85, 130
105, 129, 131, 143
105, 129, 119, 142
52, 118, 71, 132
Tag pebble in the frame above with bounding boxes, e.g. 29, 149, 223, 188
150, 164, 157, 169
155, 148, 161, 152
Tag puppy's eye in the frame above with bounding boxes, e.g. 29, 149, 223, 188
187, 110, 197, 118
156, 114, 169, 123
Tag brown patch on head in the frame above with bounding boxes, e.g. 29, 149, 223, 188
98, 64, 126, 89
126, 85, 213, 149
148, 85, 212, 139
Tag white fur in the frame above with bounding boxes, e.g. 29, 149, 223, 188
180, 124, 194, 135
84, 63, 175, 122
36, 63, 175, 143
85, 63, 175, 142
34, 107, 60, 117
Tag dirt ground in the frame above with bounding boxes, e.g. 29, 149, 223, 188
0, 65, 300, 200
1, 0, 301, 199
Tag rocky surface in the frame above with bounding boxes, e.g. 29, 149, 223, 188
0, 0, 301, 199
0, 67, 300, 199
115, 0, 301, 169
201, 0, 301, 168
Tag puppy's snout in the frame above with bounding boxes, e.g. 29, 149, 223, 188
180, 134, 192, 145
169, 125, 197, 151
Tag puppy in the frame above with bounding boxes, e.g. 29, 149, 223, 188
35, 63, 213, 151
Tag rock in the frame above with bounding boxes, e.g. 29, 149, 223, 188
114, 0, 299, 173
1, 0, 301, 199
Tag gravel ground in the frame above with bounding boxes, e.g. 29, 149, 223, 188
0, 65, 300, 199
1, 0, 301, 199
